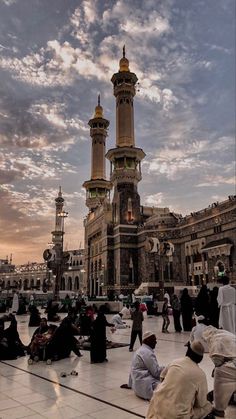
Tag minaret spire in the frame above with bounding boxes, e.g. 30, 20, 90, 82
83, 97, 112, 211
123, 45, 125, 58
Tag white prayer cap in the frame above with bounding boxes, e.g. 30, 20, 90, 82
143, 331, 155, 341
197, 315, 205, 321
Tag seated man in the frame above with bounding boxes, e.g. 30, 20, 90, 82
203, 326, 236, 418
120, 304, 131, 319
121, 331, 164, 400
112, 312, 129, 329
146, 341, 213, 419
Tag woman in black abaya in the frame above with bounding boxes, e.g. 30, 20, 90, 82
180, 288, 193, 331
90, 305, 114, 363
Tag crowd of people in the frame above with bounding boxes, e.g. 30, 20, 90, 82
0, 276, 235, 418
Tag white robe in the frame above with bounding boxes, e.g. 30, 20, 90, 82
11, 293, 19, 313
146, 357, 212, 419
111, 314, 127, 329
190, 323, 209, 352
217, 284, 236, 334
128, 344, 164, 400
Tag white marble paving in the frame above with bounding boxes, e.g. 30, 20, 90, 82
0, 313, 235, 418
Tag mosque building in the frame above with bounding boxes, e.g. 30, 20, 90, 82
83, 49, 236, 297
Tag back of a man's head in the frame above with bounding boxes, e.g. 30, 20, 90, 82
222, 276, 230, 285
186, 341, 204, 364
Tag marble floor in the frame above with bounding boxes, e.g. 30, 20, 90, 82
0, 313, 235, 419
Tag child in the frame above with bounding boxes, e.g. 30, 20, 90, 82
162, 298, 170, 333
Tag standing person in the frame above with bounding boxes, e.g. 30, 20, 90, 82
195, 285, 210, 320
162, 298, 170, 333
11, 291, 19, 314
203, 326, 236, 418
180, 288, 193, 331
217, 276, 236, 334
209, 287, 220, 328
164, 291, 171, 306
171, 294, 182, 332
28, 305, 41, 327
129, 301, 144, 352
146, 341, 213, 419
90, 305, 114, 363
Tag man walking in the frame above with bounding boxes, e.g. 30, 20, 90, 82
217, 276, 236, 334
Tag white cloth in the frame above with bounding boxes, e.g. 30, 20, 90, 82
128, 343, 164, 400
111, 314, 127, 329
202, 326, 236, 359
11, 293, 19, 313
190, 323, 209, 352
217, 284, 236, 334
202, 326, 236, 411
164, 293, 170, 306
120, 306, 131, 319
146, 357, 212, 419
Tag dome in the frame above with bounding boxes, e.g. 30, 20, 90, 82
94, 104, 103, 118
119, 56, 130, 72
119, 45, 130, 72
93, 94, 103, 118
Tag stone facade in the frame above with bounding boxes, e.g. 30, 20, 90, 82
83, 51, 236, 296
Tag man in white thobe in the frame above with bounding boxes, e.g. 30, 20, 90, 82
146, 341, 213, 419
217, 276, 236, 334
123, 331, 164, 400
203, 326, 236, 418
112, 312, 128, 329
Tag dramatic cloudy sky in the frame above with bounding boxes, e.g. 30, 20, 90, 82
1, 0, 235, 264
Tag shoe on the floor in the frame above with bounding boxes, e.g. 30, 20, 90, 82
212, 408, 225, 417
120, 384, 131, 389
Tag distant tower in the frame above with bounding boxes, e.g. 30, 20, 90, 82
83, 96, 112, 211
106, 47, 145, 224
51, 186, 64, 247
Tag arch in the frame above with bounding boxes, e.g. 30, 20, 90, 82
60, 277, 65, 290
68, 277, 72, 291
74, 276, 79, 291
23, 278, 28, 290
30, 278, 35, 288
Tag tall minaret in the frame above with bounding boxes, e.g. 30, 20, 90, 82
106, 47, 145, 224
51, 186, 64, 247
83, 96, 112, 211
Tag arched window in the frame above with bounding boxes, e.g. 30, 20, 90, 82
68, 277, 72, 291
60, 277, 65, 290
75, 276, 79, 290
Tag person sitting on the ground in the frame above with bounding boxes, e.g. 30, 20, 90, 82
29, 324, 57, 360
47, 316, 82, 360
146, 341, 214, 419
121, 332, 164, 401
120, 304, 131, 319
203, 326, 236, 418
32, 317, 49, 338
45, 299, 60, 322
28, 305, 41, 327
17, 294, 27, 315
77, 307, 93, 336
112, 312, 129, 329
190, 315, 209, 352
0, 315, 26, 359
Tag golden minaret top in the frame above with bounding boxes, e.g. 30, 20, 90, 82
119, 45, 130, 72
93, 94, 103, 118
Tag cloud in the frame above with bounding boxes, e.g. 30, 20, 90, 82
144, 192, 164, 206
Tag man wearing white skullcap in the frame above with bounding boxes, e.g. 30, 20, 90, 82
120, 331, 164, 400
146, 340, 213, 419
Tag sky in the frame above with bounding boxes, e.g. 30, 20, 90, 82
0, 0, 235, 265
